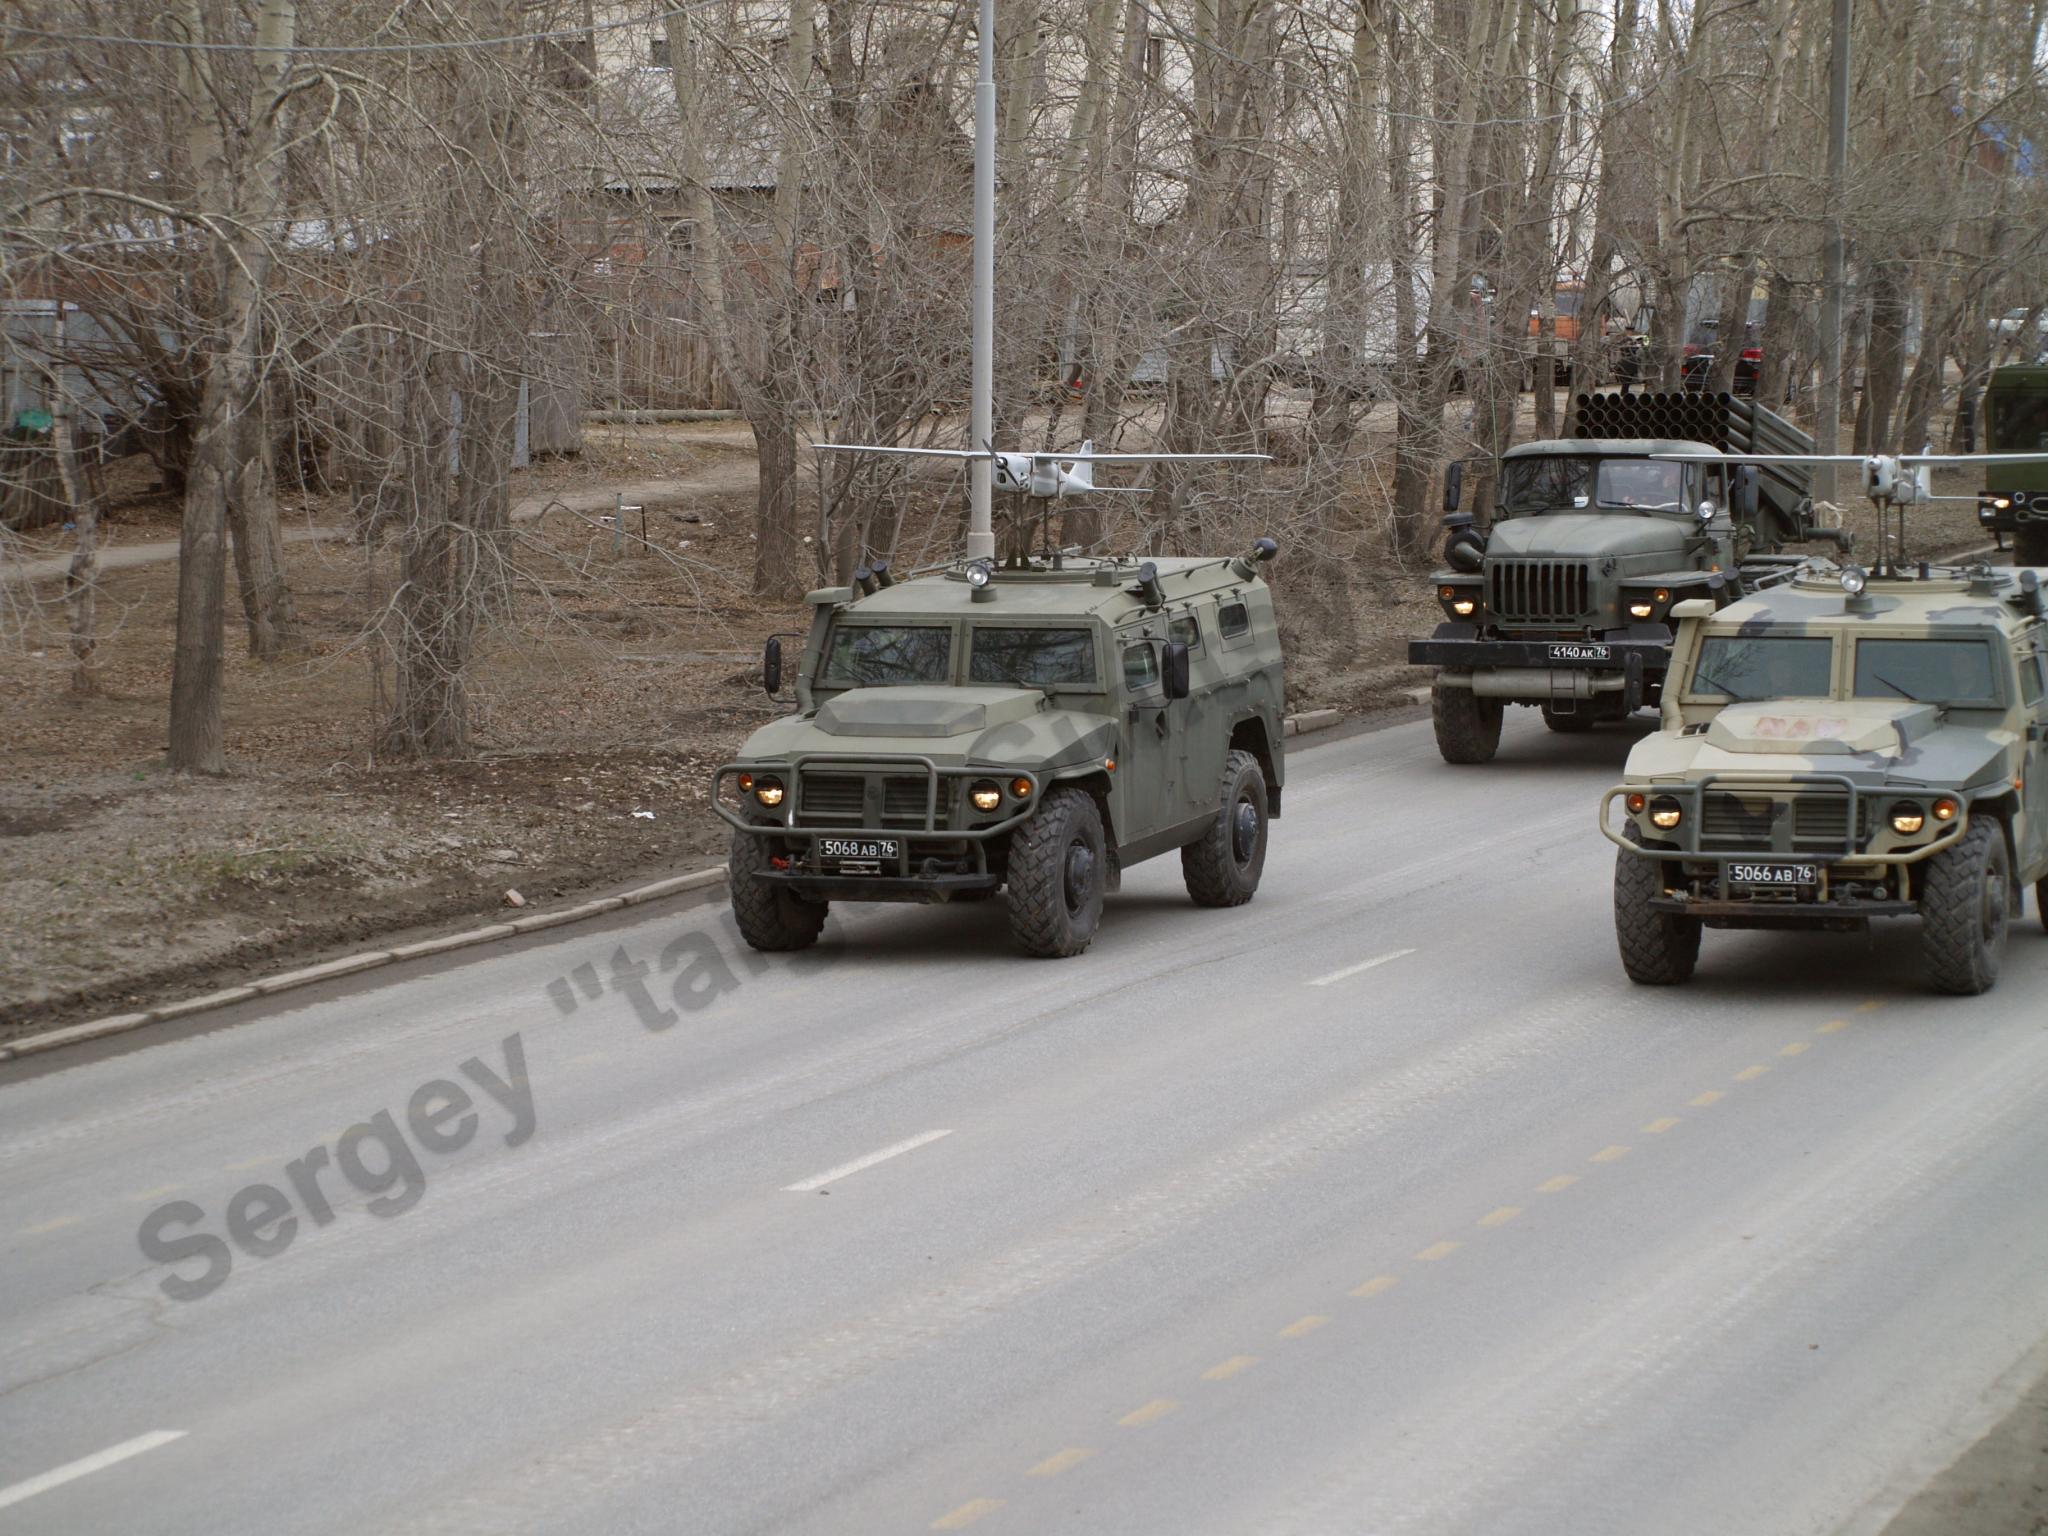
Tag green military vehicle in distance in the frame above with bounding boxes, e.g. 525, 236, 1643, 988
1411, 391, 1842, 764
1601, 561, 2048, 994
1976, 365, 2048, 565
713, 543, 1287, 958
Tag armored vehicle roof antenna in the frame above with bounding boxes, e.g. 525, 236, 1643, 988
968, 0, 995, 561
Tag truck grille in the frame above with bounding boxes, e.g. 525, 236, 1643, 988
1488, 559, 1593, 624
797, 771, 944, 829
1699, 791, 1869, 853
882, 777, 934, 827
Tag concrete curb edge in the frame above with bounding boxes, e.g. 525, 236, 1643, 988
0, 721, 1353, 1062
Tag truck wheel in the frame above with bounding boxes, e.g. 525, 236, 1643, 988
1920, 819, 2010, 995
1006, 788, 1106, 957
2014, 524, 2048, 566
728, 831, 827, 952
1541, 703, 1596, 734
1431, 679, 1503, 764
1613, 838, 1700, 985
1182, 749, 1268, 908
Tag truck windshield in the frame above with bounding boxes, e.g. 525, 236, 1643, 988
820, 624, 952, 686
1497, 456, 1686, 513
1853, 639, 2000, 706
969, 627, 1097, 685
1691, 634, 1834, 700
1988, 391, 2048, 451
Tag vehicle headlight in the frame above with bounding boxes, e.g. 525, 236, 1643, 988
1932, 797, 1959, 822
1628, 602, 1655, 619
970, 781, 1002, 812
754, 776, 785, 807
1649, 795, 1684, 829
1890, 801, 1925, 835
1840, 564, 1868, 596
1452, 598, 1477, 617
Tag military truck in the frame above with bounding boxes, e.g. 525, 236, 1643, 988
1976, 365, 2048, 565
1409, 391, 1842, 764
1600, 561, 2048, 994
712, 544, 1287, 958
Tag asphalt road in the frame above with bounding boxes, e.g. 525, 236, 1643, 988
3, 709, 2046, 1536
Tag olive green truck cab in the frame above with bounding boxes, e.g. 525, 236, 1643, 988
1976, 365, 2048, 565
713, 545, 1286, 958
1410, 392, 1838, 763
1602, 563, 2048, 994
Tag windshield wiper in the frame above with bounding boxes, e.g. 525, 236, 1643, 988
1864, 671, 1921, 701
1692, 667, 1756, 700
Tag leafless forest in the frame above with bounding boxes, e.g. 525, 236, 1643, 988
6, 0, 2048, 774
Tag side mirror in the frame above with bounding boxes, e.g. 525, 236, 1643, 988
1442, 461, 1465, 514
762, 636, 783, 695
1734, 465, 1760, 521
1163, 640, 1191, 701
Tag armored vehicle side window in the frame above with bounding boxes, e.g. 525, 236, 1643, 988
1989, 392, 2048, 450
2020, 645, 2045, 708
969, 627, 1098, 685
1853, 639, 2001, 706
1219, 601, 1250, 639
821, 624, 952, 687
1171, 613, 1203, 654
1690, 634, 1834, 701
1122, 643, 1160, 691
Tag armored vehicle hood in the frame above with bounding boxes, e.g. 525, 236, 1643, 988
1487, 512, 1688, 562
1628, 698, 2015, 788
741, 686, 1116, 768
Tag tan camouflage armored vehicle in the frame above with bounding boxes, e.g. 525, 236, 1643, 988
713, 544, 1286, 958
1601, 562, 2048, 994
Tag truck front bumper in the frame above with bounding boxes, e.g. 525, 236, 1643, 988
1409, 630, 1668, 706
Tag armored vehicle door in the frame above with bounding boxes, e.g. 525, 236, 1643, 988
1169, 599, 1230, 813
1115, 622, 1192, 846
2019, 632, 2048, 876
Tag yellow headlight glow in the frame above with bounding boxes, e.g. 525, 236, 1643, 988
754, 777, 785, 807
970, 782, 1002, 812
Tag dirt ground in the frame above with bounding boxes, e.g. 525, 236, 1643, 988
0, 396, 2001, 1040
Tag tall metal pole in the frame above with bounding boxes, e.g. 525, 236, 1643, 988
967, 0, 997, 562
1813, 0, 1851, 507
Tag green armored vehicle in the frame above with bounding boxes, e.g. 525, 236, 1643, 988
1602, 562, 2048, 994
713, 544, 1286, 958
1976, 365, 2048, 565
1411, 392, 1839, 763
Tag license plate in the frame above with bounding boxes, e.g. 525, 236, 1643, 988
818, 837, 898, 864
1727, 862, 1817, 888
1549, 642, 1612, 662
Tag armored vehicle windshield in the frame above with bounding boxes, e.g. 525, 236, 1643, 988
1498, 454, 1693, 515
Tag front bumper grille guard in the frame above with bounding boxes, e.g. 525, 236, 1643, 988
712, 755, 1038, 845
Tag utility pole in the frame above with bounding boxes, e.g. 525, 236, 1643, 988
1814, 0, 1850, 505
967, 0, 997, 562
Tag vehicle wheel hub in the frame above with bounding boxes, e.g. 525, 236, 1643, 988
1232, 798, 1260, 863
1064, 841, 1095, 913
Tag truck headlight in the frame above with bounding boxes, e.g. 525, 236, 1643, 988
1452, 598, 1476, 616
1649, 796, 1684, 829
970, 781, 1002, 812
754, 776, 785, 807
1628, 602, 1655, 619
1890, 801, 1925, 834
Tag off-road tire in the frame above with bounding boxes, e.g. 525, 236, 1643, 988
728, 830, 828, 952
1181, 749, 1268, 908
1432, 679, 1504, 764
1005, 788, 1107, 958
1541, 702, 1597, 734
1920, 819, 2010, 995
1613, 837, 1701, 985
2014, 523, 2048, 567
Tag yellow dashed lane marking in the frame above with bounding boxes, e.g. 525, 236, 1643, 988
1589, 1144, 1631, 1163
1690, 1090, 1725, 1107
1643, 1117, 1680, 1134
129, 1185, 181, 1202
1734, 1065, 1770, 1081
568, 1052, 609, 1066
1028, 1448, 1094, 1477
1536, 1174, 1580, 1194
22, 1215, 80, 1236
1779, 1041, 1811, 1057
932, 1498, 1003, 1529
1118, 1398, 1179, 1428
1414, 1240, 1461, 1262
1478, 1205, 1523, 1228
1818, 1019, 1850, 1033
1279, 1315, 1330, 1339
1857, 1000, 1885, 1013
1350, 1275, 1398, 1299
223, 1154, 280, 1172
1202, 1355, 1261, 1381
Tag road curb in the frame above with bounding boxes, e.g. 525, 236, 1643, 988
1, 723, 1353, 1063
